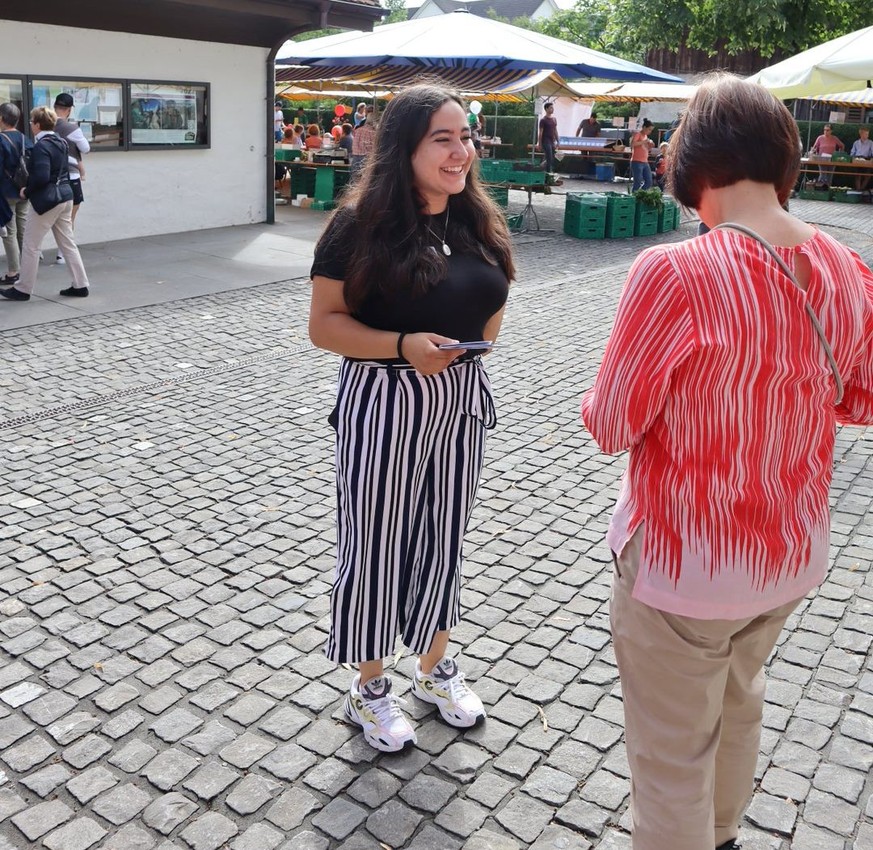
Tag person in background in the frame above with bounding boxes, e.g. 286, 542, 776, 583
537, 102, 559, 174
353, 103, 367, 128
291, 123, 306, 149
0, 102, 28, 284
308, 82, 514, 753
652, 141, 668, 190
468, 111, 482, 154
576, 112, 601, 137
350, 104, 376, 179
810, 123, 844, 186
273, 100, 285, 142
849, 126, 873, 191
53, 93, 90, 265
294, 106, 308, 126
338, 122, 353, 157
1, 107, 89, 302
581, 74, 873, 850
304, 124, 323, 151
630, 118, 655, 191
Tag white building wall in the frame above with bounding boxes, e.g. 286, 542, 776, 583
3, 21, 269, 245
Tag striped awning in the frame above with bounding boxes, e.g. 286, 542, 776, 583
567, 82, 698, 102
798, 88, 873, 107
275, 65, 580, 101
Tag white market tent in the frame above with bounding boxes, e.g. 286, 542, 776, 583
566, 81, 698, 102
746, 25, 873, 98
277, 11, 682, 84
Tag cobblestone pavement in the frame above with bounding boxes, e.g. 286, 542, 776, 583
0, 196, 872, 850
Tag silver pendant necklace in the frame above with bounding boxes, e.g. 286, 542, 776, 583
428, 206, 451, 256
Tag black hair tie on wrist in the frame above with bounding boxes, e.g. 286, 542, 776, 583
397, 332, 407, 361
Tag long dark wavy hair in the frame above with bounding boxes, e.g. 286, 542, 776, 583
316, 82, 515, 311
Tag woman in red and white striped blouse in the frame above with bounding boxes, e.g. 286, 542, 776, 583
582, 76, 873, 850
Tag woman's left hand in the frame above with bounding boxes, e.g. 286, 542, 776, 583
402, 333, 465, 376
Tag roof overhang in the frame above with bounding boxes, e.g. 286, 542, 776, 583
2, 0, 384, 48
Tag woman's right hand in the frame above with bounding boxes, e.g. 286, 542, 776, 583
401, 333, 465, 376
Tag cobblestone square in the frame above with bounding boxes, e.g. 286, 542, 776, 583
0, 191, 871, 849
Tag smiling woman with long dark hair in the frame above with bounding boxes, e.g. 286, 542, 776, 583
308, 82, 514, 753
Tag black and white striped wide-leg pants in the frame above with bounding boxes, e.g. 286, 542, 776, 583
326, 356, 496, 664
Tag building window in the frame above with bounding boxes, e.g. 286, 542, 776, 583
0, 78, 26, 130
31, 79, 124, 148
129, 82, 209, 148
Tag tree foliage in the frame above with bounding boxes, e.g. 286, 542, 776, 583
607, 0, 869, 58
496, 0, 868, 62
382, 0, 408, 24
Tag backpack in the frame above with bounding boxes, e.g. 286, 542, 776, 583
1, 132, 29, 190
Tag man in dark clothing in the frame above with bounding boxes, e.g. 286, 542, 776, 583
576, 113, 601, 137
538, 102, 559, 173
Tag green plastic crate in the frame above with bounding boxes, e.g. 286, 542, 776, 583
606, 214, 634, 239
564, 194, 606, 237
634, 204, 659, 236
831, 152, 851, 163
658, 199, 680, 232
506, 213, 524, 232
509, 169, 546, 186
798, 188, 832, 201
566, 193, 607, 212
310, 200, 336, 211
564, 218, 606, 239
289, 167, 316, 198
832, 191, 862, 203
604, 192, 636, 226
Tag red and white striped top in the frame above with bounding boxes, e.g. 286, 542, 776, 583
581, 228, 873, 619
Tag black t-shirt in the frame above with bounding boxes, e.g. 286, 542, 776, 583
310, 211, 509, 346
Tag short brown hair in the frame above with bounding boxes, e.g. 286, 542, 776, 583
306, 123, 320, 136
30, 106, 57, 132
668, 75, 800, 208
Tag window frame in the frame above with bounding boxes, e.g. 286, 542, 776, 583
30, 75, 126, 151
0, 74, 211, 151
127, 79, 210, 151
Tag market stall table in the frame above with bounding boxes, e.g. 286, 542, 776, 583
800, 156, 873, 188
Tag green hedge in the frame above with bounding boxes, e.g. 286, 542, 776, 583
482, 116, 536, 159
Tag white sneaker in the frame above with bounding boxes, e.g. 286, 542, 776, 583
413, 656, 486, 728
344, 674, 417, 753
56, 255, 66, 265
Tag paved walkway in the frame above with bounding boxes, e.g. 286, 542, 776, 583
0, 186, 871, 850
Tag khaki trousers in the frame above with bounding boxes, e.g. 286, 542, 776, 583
2, 196, 27, 275
18, 200, 88, 296
611, 528, 803, 850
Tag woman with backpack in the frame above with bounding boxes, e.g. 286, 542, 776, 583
0, 106, 89, 302
0, 102, 26, 281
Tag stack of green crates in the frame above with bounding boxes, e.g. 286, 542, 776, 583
658, 197, 680, 232
634, 202, 659, 236
604, 192, 636, 238
289, 166, 316, 198
564, 193, 607, 239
